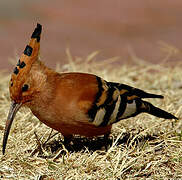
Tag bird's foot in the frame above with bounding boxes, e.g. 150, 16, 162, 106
30, 130, 61, 158
30, 131, 44, 156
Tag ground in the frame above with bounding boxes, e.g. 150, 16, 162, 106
0, 51, 181, 179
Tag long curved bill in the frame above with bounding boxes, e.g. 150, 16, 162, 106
2, 101, 22, 154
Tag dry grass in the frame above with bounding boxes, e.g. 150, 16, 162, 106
0, 48, 182, 179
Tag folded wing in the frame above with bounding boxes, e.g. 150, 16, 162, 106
88, 78, 177, 127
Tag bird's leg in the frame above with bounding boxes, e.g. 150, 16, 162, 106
31, 131, 43, 156
45, 129, 53, 143
103, 133, 111, 151
60, 135, 75, 152
43, 129, 59, 146
63, 135, 73, 145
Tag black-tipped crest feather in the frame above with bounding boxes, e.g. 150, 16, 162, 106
31, 23, 42, 42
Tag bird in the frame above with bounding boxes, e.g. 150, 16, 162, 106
2, 23, 178, 154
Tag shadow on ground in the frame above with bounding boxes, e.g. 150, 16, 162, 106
30, 132, 159, 159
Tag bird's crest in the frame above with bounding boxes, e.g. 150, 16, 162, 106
9, 23, 42, 102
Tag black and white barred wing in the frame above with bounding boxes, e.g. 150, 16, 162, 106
88, 77, 177, 127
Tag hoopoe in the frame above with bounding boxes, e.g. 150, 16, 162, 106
2, 24, 177, 154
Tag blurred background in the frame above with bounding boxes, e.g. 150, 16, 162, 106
0, 0, 182, 71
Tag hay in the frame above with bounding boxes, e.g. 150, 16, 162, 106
0, 49, 182, 179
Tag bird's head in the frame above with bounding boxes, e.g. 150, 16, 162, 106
2, 23, 43, 154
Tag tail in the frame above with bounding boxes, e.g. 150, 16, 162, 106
141, 101, 178, 120
109, 82, 164, 99
134, 91, 163, 99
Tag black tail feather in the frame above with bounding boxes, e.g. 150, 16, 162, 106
143, 101, 178, 120
129, 88, 164, 99
110, 82, 164, 99
140, 93, 164, 99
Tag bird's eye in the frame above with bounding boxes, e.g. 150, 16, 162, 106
22, 84, 29, 92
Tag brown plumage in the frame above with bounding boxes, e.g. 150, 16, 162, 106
2, 24, 178, 154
